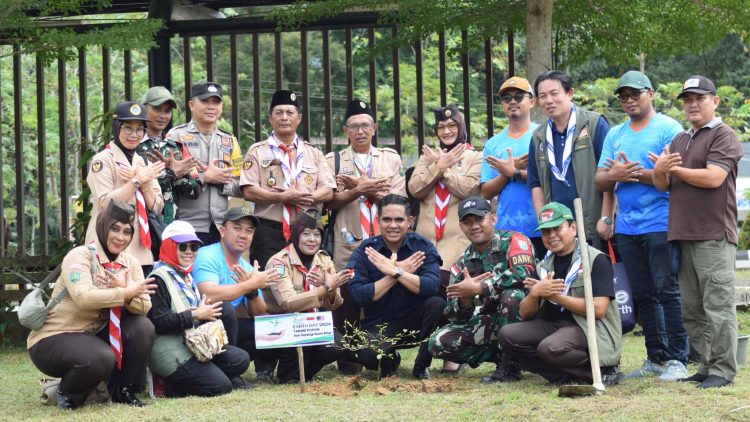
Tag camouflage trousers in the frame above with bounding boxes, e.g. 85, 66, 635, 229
428, 288, 524, 367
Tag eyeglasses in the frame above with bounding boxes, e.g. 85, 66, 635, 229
501, 93, 530, 104
617, 89, 649, 103
434, 122, 459, 132
120, 126, 146, 137
346, 123, 373, 132
177, 242, 200, 252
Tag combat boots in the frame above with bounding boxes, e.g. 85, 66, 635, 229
480, 357, 522, 384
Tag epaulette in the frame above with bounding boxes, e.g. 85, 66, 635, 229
317, 250, 331, 258
379, 147, 399, 155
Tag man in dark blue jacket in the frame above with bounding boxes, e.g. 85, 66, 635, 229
347, 194, 445, 380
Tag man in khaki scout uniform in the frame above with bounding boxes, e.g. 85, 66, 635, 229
166, 82, 243, 245
324, 99, 405, 374
240, 90, 336, 270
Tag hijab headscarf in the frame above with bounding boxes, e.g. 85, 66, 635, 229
433, 104, 468, 151
95, 200, 136, 262
290, 209, 324, 270
158, 220, 203, 274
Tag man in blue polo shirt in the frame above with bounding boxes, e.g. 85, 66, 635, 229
481, 76, 542, 258
595, 70, 688, 381
193, 206, 281, 381
347, 194, 445, 380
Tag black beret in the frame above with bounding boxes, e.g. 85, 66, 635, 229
433, 104, 460, 123
344, 99, 373, 122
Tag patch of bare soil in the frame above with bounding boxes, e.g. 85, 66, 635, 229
307, 376, 456, 397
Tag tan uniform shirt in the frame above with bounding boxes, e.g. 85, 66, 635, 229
325, 146, 406, 270
240, 134, 336, 222
408, 147, 483, 270
262, 246, 343, 314
166, 120, 242, 232
85, 143, 164, 265
27, 242, 152, 349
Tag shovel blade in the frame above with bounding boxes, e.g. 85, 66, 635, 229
558, 384, 605, 397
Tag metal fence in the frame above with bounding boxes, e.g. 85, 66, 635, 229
0, 15, 515, 259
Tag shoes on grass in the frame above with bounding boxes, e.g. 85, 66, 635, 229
624, 359, 665, 379
679, 372, 708, 383
659, 360, 688, 381
697, 375, 732, 389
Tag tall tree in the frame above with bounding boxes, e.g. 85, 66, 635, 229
270, 0, 750, 79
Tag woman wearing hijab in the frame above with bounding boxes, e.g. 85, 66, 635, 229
408, 105, 483, 295
86, 101, 165, 275
262, 210, 352, 383
147, 220, 251, 396
27, 200, 156, 409
408, 105, 482, 374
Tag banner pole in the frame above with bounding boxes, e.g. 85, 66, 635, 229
297, 346, 306, 393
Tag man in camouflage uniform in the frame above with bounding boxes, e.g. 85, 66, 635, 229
136, 86, 202, 224
429, 196, 535, 382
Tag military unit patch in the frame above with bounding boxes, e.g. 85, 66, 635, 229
91, 161, 102, 172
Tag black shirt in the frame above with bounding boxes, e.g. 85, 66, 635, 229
539, 253, 614, 321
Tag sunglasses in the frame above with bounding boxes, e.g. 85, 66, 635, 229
617, 89, 649, 102
177, 242, 200, 252
500, 93, 530, 104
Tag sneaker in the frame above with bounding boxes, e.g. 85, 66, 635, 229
624, 359, 665, 379
659, 360, 688, 381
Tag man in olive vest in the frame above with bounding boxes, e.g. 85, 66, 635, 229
498, 202, 623, 385
526, 71, 614, 248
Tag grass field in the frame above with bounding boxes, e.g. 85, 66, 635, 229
1, 312, 749, 421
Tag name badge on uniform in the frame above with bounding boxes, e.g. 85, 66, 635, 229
342, 166, 353, 176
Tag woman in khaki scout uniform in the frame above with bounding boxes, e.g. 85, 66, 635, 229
408, 105, 483, 296
240, 90, 337, 270
86, 101, 165, 273
261, 211, 352, 383
27, 200, 156, 409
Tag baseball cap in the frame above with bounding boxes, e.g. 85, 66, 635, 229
162, 220, 202, 244
458, 196, 493, 220
190, 82, 223, 101
677, 75, 716, 99
270, 90, 301, 113
142, 86, 177, 108
535, 202, 574, 231
614, 70, 653, 94
112, 101, 148, 122
222, 206, 260, 227
498, 76, 534, 96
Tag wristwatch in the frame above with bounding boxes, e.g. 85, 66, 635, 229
512, 169, 521, 181
131, 178, 141, 189
326, 285, 335, 295
393, 267, 405, 280
600, 216, 613, 225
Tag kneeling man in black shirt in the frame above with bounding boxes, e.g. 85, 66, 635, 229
498, 202, 622, 385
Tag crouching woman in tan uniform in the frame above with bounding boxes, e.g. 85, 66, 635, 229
262, 210, 353, 383
27, 200, 156, 409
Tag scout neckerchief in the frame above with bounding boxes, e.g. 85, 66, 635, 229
538, 239, 582, 312
285, 245, 319, 312
106, 143, 151, 250
154, 261, 200, 308
349, 146, 379, 239
270, 133, 304, 241
545, 104, 577, 187
89, 242, 126, 369
434, 143, 470, 242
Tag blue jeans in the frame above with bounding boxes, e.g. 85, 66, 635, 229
616, 232, 688, 364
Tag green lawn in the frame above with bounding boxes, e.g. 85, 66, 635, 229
1, 312, 749, 421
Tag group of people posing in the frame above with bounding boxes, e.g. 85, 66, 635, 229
27, 68, 742, 410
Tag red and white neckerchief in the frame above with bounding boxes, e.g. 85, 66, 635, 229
106, 143, 151, 250
350, 147, 379, 239
286, 246, 319, 312
90, 242, 125, 369
434, 143, 470, 242
270, 134, 304, 241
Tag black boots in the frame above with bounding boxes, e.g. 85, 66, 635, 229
481, 357, 522, 384
111, 385, 146, 407
56, 386, 77, 410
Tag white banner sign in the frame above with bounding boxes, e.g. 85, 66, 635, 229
254, 311, 335, 349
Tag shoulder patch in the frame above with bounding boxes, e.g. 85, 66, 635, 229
272, 264, 287, 277
243, 160, 253, 170
70, 271, 81, 283
508, 233, 534, 266
91, 160, 103, 173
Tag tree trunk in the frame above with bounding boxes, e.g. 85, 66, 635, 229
525, 0, 554, 122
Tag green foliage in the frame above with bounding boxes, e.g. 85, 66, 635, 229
336, 321, 423, 380
1, 1, 162, 64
